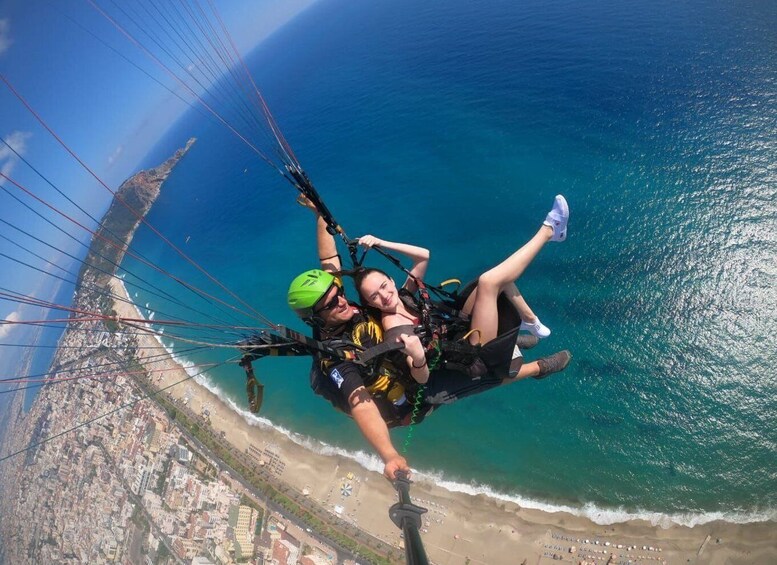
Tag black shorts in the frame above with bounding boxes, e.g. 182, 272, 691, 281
421, 367, 503, 405
422, 325, 521, 405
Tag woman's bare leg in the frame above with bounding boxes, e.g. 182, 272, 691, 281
502, 284, 538, 323
467, 225, 553, 344
460, 287, 478, 316
463, 283, 545, 331
461, 284, 537, 320
503, 284, 552, 337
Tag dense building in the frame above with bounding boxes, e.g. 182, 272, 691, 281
228, 504, 257, 560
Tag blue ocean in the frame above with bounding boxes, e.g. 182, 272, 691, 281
126, 0, 776, 525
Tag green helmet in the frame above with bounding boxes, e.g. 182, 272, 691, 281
287, 269, 336, 319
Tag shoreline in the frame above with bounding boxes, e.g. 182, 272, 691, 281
110, 278, 777, 564
200, 378, 775, 530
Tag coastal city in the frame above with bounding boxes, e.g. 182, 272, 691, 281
0, 247, 355, 564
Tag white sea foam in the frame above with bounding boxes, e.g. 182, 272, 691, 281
410, 474, 777, 528
118, 280, 171, 356
158, 339, 201, 378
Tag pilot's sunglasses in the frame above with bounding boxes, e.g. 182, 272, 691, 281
315, 285, 345, 313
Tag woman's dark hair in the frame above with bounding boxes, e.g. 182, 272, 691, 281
351, 267, 390, 296
335, 267, 391, 316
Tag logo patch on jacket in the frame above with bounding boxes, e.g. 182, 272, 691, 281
330, 368, 344, 388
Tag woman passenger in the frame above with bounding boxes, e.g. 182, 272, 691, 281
355, 195, 571, 383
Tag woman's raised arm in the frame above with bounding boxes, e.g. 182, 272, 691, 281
357, 235, 430, 293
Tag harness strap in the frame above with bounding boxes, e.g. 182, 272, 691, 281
288, 164, 361, 267
354, 339, 406, 364
239, 326, 405, 366
288, 166, 340, 235
439, 338, 482, 357
275, 326, 358, 361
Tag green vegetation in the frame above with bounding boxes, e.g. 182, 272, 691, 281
130, 504, 150, 533
126, 358, 149, 380
154, 541, 170, 564
104, 311, 120, 333
154, 458, 172, 495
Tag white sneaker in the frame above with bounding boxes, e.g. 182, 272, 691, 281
543, 194, 569, 242
520, 318, 551, 338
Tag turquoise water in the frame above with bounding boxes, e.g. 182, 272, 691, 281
128, 0, 776, 523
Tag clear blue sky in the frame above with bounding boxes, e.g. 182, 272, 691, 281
0, 0, 318, 342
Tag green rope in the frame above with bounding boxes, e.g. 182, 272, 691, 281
427, 338, 442, 371
403, 343, 439, 453
402, 384, 426, 454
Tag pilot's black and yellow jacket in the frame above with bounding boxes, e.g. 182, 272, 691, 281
310, 307, 426, 428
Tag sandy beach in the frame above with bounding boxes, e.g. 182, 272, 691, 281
110, 279, 777, 565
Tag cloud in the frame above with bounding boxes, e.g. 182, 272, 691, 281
0, 130, 32, 184
107, 144, 124, 165
0, 19, 11, 57
0, 158, 16, 181
0, 311, 21, 340
0, 130, 31, 161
